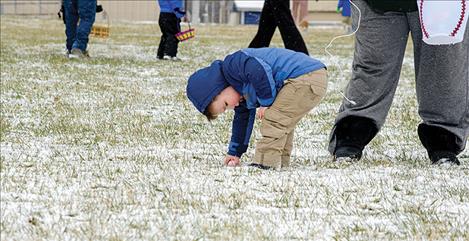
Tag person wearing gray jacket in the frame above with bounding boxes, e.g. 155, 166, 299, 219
329, 0, 469, 165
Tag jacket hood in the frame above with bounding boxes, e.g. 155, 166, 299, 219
186, 60, 229, 113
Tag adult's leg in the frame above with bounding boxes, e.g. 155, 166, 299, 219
291, 0, 300, 24
72, 0, 96, 51
272, 0, 309, 54
408, 11, 469, 161
64, 0, 78, 52
298, 0, 309, 23
248, 0, 277, 48
328, 0, 411, 156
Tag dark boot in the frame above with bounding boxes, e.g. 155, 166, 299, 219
333, 116, 378, 161
247, 163, 272, 170
418, 124, 461, 165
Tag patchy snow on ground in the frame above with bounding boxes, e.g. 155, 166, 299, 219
1, 16, 468, 240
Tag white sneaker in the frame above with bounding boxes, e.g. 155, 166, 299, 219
69, 48, 90, 59
64, 49, 71, 58
163, 55, 181, 61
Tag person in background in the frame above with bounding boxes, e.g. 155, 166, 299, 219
64, 0, 98, 58
337, 0, 352, 33
291, 0, 309, 30
249, 0, 309, 55
157, 0, 186, 61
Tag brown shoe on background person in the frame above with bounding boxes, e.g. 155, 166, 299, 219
299, 20, 309, 30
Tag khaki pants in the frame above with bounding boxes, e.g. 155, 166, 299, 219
253, 69, 327, 169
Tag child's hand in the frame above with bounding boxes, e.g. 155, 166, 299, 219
257, 107, 268, 120
224, 155, 240, 167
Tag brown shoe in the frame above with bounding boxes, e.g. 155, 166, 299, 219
299, 20, 309, 30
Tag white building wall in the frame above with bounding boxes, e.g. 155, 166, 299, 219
0, 0, 340, 22
0, 0, 159, 22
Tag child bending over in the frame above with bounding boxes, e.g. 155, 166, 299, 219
186, 48, 327, 170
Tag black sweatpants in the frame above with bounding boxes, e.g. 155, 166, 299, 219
157, 12, 181, 58
248, 0, 309, 55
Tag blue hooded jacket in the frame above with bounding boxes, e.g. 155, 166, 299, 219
187, 60, 228, 113
158, 0, 185, 18
187, 48, 326, 157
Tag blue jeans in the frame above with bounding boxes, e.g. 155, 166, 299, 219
64, 0, 96, 51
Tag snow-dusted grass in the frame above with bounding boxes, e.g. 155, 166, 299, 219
1, 15, 468, 240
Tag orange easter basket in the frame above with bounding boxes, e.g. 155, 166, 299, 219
91, 10, 110, 38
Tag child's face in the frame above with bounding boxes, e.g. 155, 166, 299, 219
207, 86, 242, 115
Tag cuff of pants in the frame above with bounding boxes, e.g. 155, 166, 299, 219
253, 152, 292, 170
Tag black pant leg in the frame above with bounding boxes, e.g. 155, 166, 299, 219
272, 0, 309, 54
157, 13, 168, 58
158, 13, 180, 57
248, 0, 277, 48
157, 36, 166, 59
334, 116, 378, 152
418, 124, 461, 155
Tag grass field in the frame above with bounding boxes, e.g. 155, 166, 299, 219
1, 16, 468, 240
